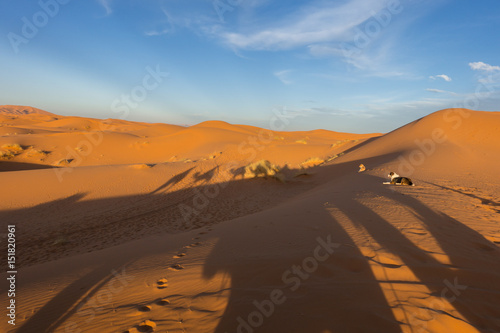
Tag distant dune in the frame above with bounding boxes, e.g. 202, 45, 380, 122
0, 105, 56, 116
0, 106, 499, 333
0, 105, 377, 170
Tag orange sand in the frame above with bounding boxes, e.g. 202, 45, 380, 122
0, 106, 499, 333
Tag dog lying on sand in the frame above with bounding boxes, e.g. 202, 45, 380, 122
383, 172, 415, 186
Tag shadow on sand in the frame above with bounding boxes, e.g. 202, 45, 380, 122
1, 152, 500, 332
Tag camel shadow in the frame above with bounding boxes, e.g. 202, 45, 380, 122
201, 160, 500, 332
327, 173, 500, 331
2, 152, 499, 332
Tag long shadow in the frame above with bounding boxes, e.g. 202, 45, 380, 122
0, 163, 319, 332
424, 180, 500, 212
0, 193, 138, 333
151, 166, 196, 194
329, 173, 500, 331
15, 260, 134, 333
1, 151, 499, 332
0, 161, 59, 172
194, 165, 220, 183
199, 154, 411, 332
202, 200, 403, 332
0, 153, 398, 333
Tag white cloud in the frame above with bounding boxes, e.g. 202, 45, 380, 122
469, 62, 500, 72
426, 88, 457, 95
429, 74, 452, 82
274, 70, 293, 85
219, 0, 389, 50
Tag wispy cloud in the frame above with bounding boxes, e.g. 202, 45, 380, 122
429, 74, 452, 81
469, 62, 500, 86
274, 70, 293, 85
469, 61, 500, 72
172, 0, 425, 77
426, 88, 457, 95
218, 0, 389, 50
97, 0, 112, 15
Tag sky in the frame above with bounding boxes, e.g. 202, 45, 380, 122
1, 0, 499, 133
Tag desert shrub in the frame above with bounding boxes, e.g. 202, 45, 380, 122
0, 151, 15, 160
26, 149, 49, 158
300, 157, 325, 168
295, 139, 308, 144
325, 152, 345, 162
244, 160, 283, 180
330, 140, 355, 148
1, 143, 23, 152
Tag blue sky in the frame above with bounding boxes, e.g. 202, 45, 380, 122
1, 0, 499, 133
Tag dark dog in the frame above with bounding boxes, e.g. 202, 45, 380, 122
383, 172, 415, 186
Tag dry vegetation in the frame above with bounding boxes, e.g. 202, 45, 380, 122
26, 148, 49, 159
243, 160, 284, 182
0, 151, 15, 160
325, 152, 345, 162
0, 143, 24, 159
1, 143, 23, 151
300, 157, 325, 168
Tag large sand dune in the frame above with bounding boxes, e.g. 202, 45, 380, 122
0, 106, 499, 333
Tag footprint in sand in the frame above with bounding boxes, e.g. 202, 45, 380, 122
184, 242, 201, 249
157, 278, 168, 289
173, 252, 187, 259
404, 228, 428, 236
169, 263, 184, 271
138, 305, 152, 312
156, 298, 170, 306
126, 320, 156, 333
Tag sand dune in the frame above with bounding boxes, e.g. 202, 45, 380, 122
0, 106, 375, 169
0, 106, 499, 333
0, 105, 56, 116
